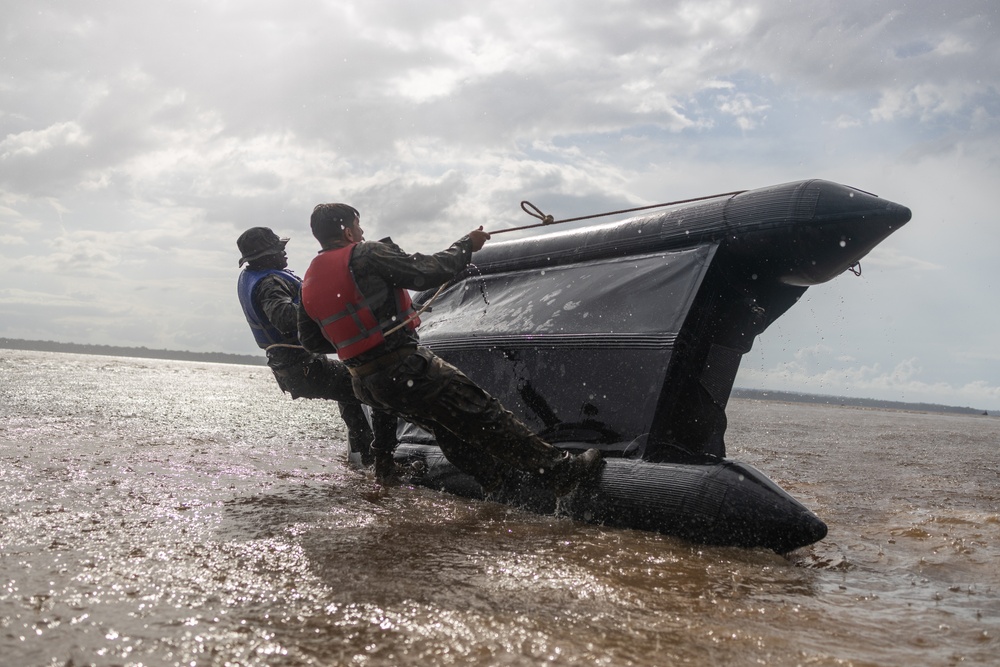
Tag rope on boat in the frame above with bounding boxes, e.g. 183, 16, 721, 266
262, 308, 441, 351
488, 189, 748, 235
383, 281, 449, 336
407, 191, 750, 321
383, 264, 489, 336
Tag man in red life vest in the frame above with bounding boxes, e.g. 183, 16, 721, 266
296, 203, 604, 495
236, 226, 397, 467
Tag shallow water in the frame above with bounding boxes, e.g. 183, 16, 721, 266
1, 349, 997, 666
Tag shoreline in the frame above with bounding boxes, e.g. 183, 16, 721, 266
2, 337, 991, 416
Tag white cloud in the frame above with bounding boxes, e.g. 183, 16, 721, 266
871, 82, 984, 123
717, 92, 770, 130
935, 33, 975, 57
1, 121, 91, 158
676, 1, 760, 37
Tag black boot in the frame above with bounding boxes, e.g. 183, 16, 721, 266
371, 410, 400, 483
339, 402, 375, 466
549, 448, 604, 496
373, 447, 398, 484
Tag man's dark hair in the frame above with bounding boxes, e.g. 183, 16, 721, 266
311, 203, 359, 242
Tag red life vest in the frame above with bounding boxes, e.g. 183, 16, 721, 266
301, 244, 420, 360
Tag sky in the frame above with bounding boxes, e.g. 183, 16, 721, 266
2, 0, 998, 411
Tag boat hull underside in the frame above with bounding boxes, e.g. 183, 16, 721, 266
390, 443, 828, 554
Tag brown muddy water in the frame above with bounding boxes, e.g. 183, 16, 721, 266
1, 349, 997, 666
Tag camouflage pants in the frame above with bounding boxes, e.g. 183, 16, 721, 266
271, 355, 396, 463
350, 347, 563, 487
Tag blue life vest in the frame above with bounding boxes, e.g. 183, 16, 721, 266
237, 268, 301, 348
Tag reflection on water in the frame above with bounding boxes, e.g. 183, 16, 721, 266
0, 350, 997, 666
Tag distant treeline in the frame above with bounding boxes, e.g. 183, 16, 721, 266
0, 337, 264, 367
1, 337, 992, 416
730, 387, 990, 417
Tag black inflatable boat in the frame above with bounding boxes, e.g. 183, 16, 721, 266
379, 179, 910, 553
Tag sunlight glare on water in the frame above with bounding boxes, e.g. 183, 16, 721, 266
0, 350, 997, 666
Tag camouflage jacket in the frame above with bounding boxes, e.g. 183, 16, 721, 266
297, 235, 474, 366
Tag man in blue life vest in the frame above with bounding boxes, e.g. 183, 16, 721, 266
236, 226, 397, 469
296, 204, 604, 496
